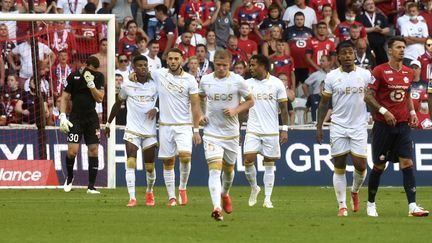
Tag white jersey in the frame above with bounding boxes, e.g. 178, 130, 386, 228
246, 74, 288, 135
118, 77, 158, 136
322, 66, 371, 128
400, 20, 428, 60
151, 68, 199, 125
199, 72, 251, 138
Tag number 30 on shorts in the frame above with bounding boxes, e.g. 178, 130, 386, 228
390, 90, 405, 102
67, 133, 79, 143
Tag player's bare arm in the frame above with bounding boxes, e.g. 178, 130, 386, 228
223, 95, 254, 117
199, 94, 209, 125
191, 93, 202, 145
316, 93, 330, 144
406, 92, 419, 127
279, 100, 289, 144
105, 96, 125, 138
364, 88, 396, 126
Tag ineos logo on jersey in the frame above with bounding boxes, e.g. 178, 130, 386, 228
208, 93, 233, 101
162, 80, 185, 94
254, 93, 275, 100
137, 96, 156, 102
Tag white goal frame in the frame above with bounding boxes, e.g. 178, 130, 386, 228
0, 14, 117, 188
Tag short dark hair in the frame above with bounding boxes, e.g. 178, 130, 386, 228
126, 20, 138, 29
100, 38, 107, 44
84, 2, 96, 14
86, 56, 100, 68
155, 4, 168, 15
387, 36, 406, 48
148, 39, 159, 46
167, 48, 184, 57
316, 21, 327, 28
336, 41, 355, 54
196, 44, 207, 52
250, 54, 270, 72
133, 55, 148, 65
294, 11, 305, 18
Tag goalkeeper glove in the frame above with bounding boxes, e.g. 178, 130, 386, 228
84, 71, 96, 89
59, 113, 73, 133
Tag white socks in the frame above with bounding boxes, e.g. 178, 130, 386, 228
125, 168, 135, 200
222, 170, 234, 196
333, 172, 347, 209
179, 162, 191, 190
146, 168, 156, 193
352, 169, 366, 193
163, 168, 176, 199
209, 169, 222, 210
264, 165, 275, 201
245, 164, 258, 188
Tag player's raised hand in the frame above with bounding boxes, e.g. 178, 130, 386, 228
83, 71, 95, 89
223, 108, 238, 117
105, 123, 111, 138
147, 108, 158, 120
316, 128, 323, 144
59, 113, 73, 133
383, 111, 397, 127
199, 116, 209, 126
280, 131, 288, 144
409, 113, 419, 127
128, 72, 137, 82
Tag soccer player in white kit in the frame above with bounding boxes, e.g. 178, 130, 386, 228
199, 50, 254, 221
105, 55, 158, 207
316, 41, 370, 217
150, 48, 202, 206
244, 54, 289, 208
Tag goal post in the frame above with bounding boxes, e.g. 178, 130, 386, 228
0, 14, 117, 188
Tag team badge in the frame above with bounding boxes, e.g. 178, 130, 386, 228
403, 77, 409, 83
369, 76, 376, 84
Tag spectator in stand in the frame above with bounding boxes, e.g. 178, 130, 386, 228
233, 0, 265, 46
0, 54, 4, 87
322, 4, 339, 42
416, 93, 432, 129
141, 0, 169, 41
277, 73, 296, 125
135, 36, 149, 56
334, 7, 367, 44
186, 56, 200, 82
212, 0, 232, 49
110, 0, 133, 37
117, 20, 140, 59
310, 0, 338, 22
93, 38, 108, 83
48, 21, 77, 58
176, 19, 206, 46
205, 30, 218, 62
347, 24, 367, 46
115, 54, 132, 80
71, 3, 102, 63
176, 31, 196, 65
0, 23, 15, 75
233, 60, 250, 79
186, 44, 213, 78
57, 0, 87, 14
262, 25, 287, 57
284, 11, 313, 85
418, 37, 432, 81
8, 34, 55, 89
282, 0, 317, 29
270, 39, 295, 87
155, 4, 176, 60
113, 73, 127, 125
227, 35, 248, 67
118, 16, 134, 40
396, 1, 425, 34
420, 0, 432, 38
302, 55, 332, 122
305, 21, 336, 74
400, 2, 428, 66
51, 50, 73, 98
145, 40, 162, 72
0, 74, 22, 125
0, 0, 19, 41
16, 0, 47, 37
355, 38, 376, 71
203, 0, 217, 17
238, 23, 258, 60
259, 3, 285, 41
410, 60, 428, 112
178, 0, 211, 37
357, 0, 390, 65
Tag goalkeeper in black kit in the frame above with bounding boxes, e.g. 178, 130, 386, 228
59, 56, 105, 194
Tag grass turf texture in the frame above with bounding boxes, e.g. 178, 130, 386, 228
1, 186, 431, 243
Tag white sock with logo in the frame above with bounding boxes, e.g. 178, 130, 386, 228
209, 169, 222, 210
179, 162, 191, 190
146, 168, 156, 193
263, 165, 275, 201
245, 164, 258, 188
333, 172, 347, 209
163, 169, 176, 199
125, 168, 135, 200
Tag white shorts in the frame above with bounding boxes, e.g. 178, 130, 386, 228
330, 123, 368, 158
243, 133, 281, 159
158, 125, 192, 159
123, 131, 158, 150
203, 136, 239, 165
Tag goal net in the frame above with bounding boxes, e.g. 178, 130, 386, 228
0, 14, 116, 188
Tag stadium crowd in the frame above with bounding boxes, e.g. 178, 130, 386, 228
0, 0, 431, 129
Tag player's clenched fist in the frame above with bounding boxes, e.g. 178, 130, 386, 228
59, 113, 73, 133
84, 71, 96, 89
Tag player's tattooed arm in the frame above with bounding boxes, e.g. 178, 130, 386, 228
364, 88, 382, 112
279, 101, 289, 126
316, 94, 330, 144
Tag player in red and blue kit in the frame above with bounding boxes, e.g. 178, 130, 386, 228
365, 36, 429, 217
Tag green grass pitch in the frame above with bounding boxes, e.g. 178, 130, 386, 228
1, 186, 431, 243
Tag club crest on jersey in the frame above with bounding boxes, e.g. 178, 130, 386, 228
403, 77, 409, 83
369, 76, 376, 84
389, 77, 394, 81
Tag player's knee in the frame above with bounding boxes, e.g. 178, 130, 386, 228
334, 167, 346, 175
87, 145, 99, 157
179, 156, 191, 164
244, 155, 255, 166
144, 163, 154, 173
126, 157, 136, 169
222, 161, 234, 173
163, 159, 175, 170
208, 161, 222, 170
